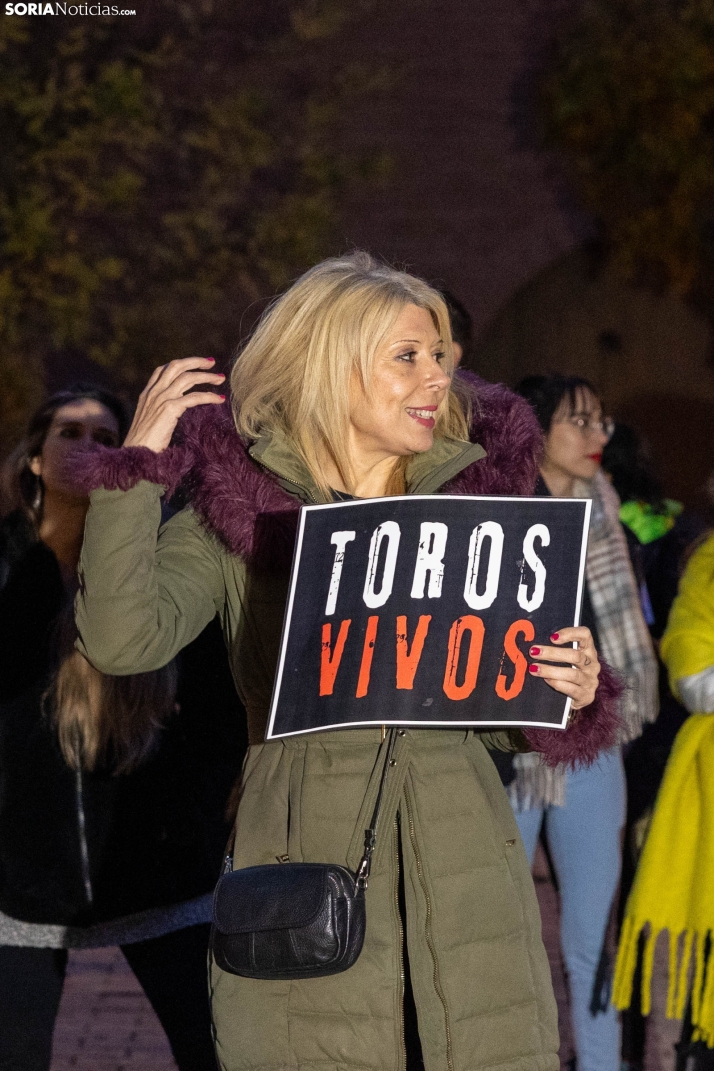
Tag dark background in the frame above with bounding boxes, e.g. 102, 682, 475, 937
3, 0, 713, 516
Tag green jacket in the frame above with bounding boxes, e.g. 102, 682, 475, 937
74, 384, 560, 1071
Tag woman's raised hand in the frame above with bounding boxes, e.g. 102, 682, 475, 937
528, 626, 600, 711
123, 358, 226, 453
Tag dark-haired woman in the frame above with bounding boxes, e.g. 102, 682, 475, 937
509, 376, 658, 1071
71, 255, 623, 1071
0, 386, 245, 1071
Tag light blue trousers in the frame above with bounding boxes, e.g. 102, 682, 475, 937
513, 748, 626, 1071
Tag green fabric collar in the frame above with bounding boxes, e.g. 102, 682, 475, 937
404, 437, 487, 494
248, 429, 322, 503
248, 428, 486, 503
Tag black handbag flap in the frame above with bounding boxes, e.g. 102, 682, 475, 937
213, 864, 331, 935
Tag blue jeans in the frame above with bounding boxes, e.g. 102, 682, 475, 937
513, 749, 626, 1071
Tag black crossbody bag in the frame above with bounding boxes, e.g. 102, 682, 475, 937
210, 728, 397, 980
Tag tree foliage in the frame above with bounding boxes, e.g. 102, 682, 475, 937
542, 0, 714, 303
0, 0, 388, 449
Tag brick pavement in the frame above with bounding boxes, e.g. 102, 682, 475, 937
50, 946, 177, 1071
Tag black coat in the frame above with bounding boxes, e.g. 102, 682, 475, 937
0, 512, 248, 926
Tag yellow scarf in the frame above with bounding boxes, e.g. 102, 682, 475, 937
614, 535, 714, 1043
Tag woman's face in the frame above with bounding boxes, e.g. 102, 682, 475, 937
544, 389, 609, 483
348, 304, 451, 462
30, 399, 121, 500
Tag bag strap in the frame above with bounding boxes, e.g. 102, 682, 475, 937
355, 728, 398, 890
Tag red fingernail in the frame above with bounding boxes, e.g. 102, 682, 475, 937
529, 664, 539, 674
207, 357, 216, 362
550, 633, 559, 642
530, 646, 540, 656
218, 394, 226, 400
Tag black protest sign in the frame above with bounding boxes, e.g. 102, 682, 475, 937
266, 495, 591, 739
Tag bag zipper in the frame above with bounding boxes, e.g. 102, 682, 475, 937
393, 819, 405, 1070
403, 783, 453, 1071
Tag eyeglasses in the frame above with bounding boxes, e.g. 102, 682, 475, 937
561, 416, 615, 439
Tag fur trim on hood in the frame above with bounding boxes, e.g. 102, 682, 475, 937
69, 372, 543, 548
68, 372, 545, 564
68, 371, 622, 764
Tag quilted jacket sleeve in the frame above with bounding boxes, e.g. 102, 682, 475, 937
75, 482, 226, 675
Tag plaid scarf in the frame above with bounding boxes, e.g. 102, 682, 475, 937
510, 470, 659, 810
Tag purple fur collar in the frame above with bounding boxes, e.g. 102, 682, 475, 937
70, 371, 544, 560
69, 371, 622, 764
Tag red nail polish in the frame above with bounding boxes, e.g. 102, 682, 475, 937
529, 664, 539, 674
218, 394, 226, 400
530, 646, 540, 656
550, 633, 559, 642
207, 357, 216, 362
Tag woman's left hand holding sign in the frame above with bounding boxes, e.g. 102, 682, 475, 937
528, 626, 600, 711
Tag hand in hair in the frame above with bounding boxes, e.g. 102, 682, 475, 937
527, 626, 601, 712
123, 358, 226, 453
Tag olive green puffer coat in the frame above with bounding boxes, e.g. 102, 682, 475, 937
73, 381, 564, 1071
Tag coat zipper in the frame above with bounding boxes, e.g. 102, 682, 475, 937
403, 783, 453, 1071
393, 819, 405, 1071
252, 457, 318, 504
75, 766, 93, 905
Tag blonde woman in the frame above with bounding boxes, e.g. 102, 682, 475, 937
73, 254, 620, 1071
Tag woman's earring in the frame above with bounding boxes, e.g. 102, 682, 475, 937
32, 479, 42, 513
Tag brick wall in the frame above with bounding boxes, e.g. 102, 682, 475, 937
338, 0, 588, 335
338, 2, 714, 508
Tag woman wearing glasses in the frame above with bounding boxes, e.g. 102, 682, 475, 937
509, 375, 658, 1071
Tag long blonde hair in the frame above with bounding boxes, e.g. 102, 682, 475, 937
231, 252, 471, 496
45, 606, 178, 776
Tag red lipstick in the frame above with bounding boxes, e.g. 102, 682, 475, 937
406, 405, 437, 428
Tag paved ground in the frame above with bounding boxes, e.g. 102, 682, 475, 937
50, 946, 177, 1071
49, 845, 574, 1071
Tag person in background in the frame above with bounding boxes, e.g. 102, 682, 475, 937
0, 385, 246, 1071
602, 423, 706, 640
601, 423, 707, 1071
614, 532, 714, 1071
511, 375, 659, 1071
601, 420, 706, 878
440, 289, 473, 367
